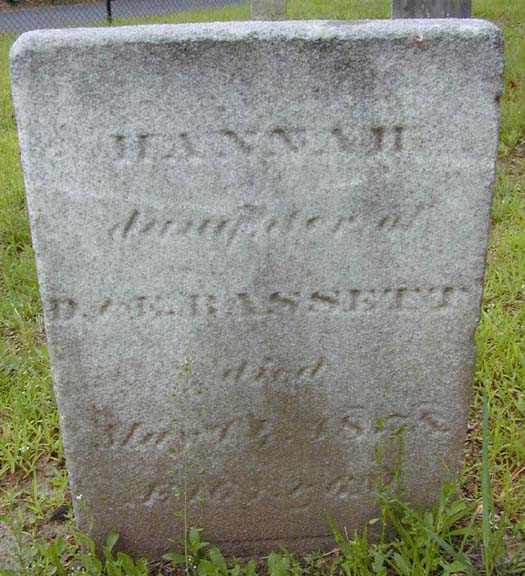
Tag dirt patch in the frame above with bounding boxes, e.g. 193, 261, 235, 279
498, 142, 525, 179
0, 520, 17, 571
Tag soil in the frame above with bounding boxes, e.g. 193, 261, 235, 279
0, 521, 16, 571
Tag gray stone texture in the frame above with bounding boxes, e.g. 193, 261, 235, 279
251, 0, 287, 21
10, 20, 503, 558
391, 0, 472, 18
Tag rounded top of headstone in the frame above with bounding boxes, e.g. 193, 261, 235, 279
10, 19, 502, 62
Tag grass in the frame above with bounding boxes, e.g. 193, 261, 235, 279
1, 0, 525, 573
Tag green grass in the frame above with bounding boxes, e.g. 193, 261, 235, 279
1, 0, 525, 573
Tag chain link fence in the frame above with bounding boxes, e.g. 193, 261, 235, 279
0, 0, 247, 34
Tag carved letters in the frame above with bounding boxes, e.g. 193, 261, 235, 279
116, 402, 450, 509
220, 357, 326, 388
141, 474, 368, 510
43, 285, 473, 322
105, 406, 450, 453
110, 202, 430, 244
109, 125, 404, 162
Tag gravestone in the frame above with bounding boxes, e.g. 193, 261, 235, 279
391, 0, 472, 18
252, 0, 287, 20
10, 20, 503, 558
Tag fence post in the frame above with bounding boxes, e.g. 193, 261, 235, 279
391, 0, 471, 18
106, 0, 113, 24
251, 0, 287, 20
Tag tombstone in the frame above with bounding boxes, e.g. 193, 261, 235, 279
252, 0, 287, 20
10, 20, 503, 558
391, 0, 472, 18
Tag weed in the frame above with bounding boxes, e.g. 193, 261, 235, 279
0, 518, 148, 575
163, 527, 257, 575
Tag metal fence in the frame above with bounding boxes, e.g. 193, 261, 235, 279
0, 0, 474, 37
0, 0, 247, 33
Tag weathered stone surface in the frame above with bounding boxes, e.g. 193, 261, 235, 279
251, 0, 287, 21
10, 20, 503, 558
391, 0, 472, 18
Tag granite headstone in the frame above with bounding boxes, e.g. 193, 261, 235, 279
391, 0, 472, 18
252, 0, 287, 20
10, 20, 503, 558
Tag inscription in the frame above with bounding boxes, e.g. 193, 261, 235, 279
110, 202, 429, 244
141, 473, 369, 510
43, 285, 473, 322
185, 474, 366, 509
109, 125, 405, 162
372, 126, 404, 152
103, 406, 450, 453
48, 297, 77, 320
221, 357, 326, 389
102, 419, 172, 450
134, 401, 448, 509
